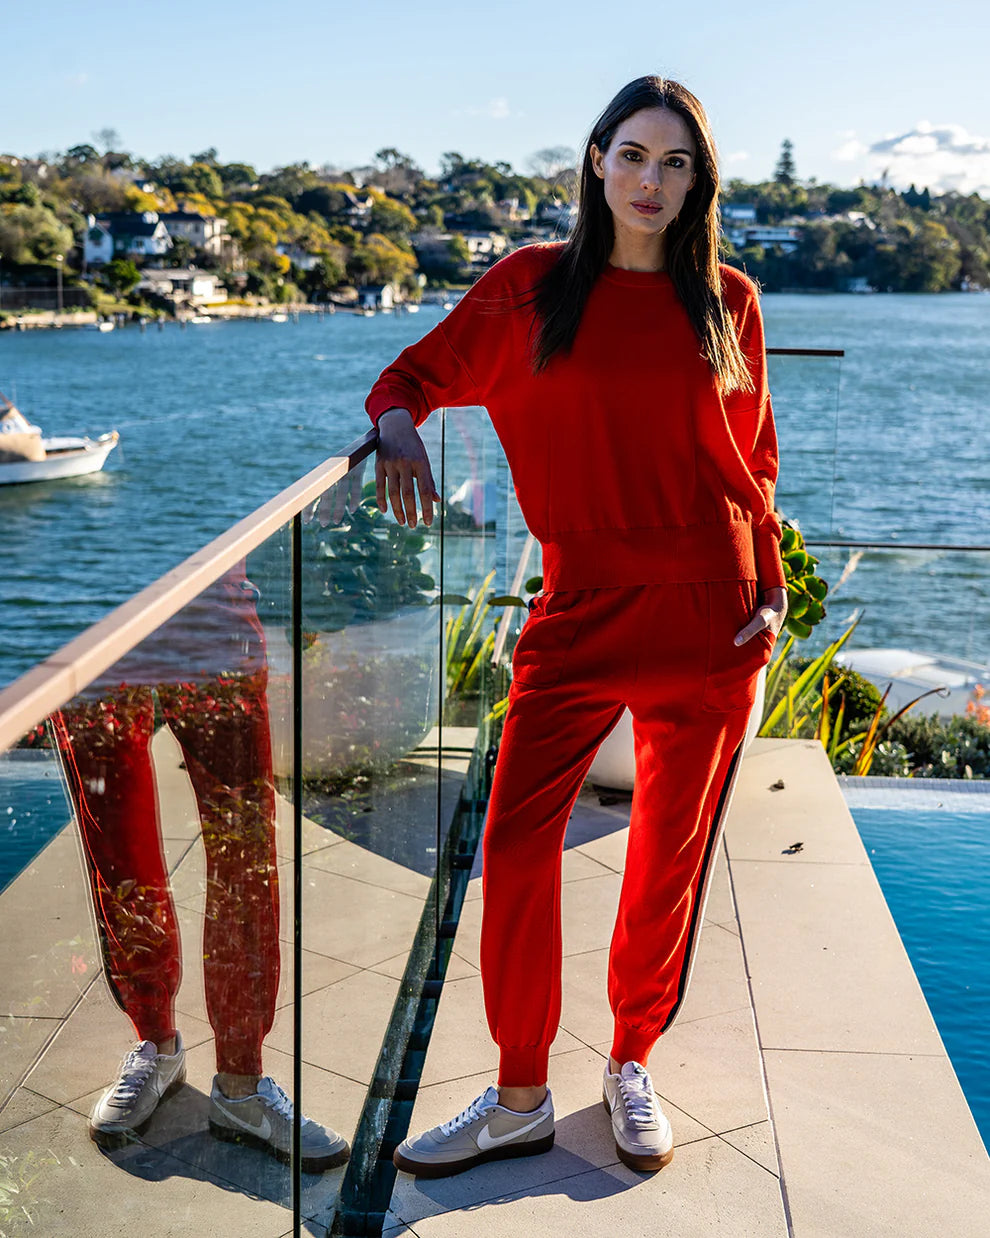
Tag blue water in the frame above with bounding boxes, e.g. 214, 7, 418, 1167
0, 752, 72, 893
2, 293, 990, 692
852, 802, 990, 1149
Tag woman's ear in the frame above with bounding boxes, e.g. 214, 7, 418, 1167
589, 145, 605, 179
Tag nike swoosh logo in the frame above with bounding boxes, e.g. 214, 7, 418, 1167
476, 1113, 548, 1151
218, 1107, 272, 1141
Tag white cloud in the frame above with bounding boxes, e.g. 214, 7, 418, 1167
836, 121, 990, 194
453, 97, 519, 121
725, 150, 749, 164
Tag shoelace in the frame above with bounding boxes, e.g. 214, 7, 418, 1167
617, 1070, 659, 1130
112, 1046, 157, 1102
257, 1077, 295, 1120
255, 1077, 320, 1132
439, 1091, 495, 1137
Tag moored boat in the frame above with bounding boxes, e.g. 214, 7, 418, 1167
0, 393, 119, 486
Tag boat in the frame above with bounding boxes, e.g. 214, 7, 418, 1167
833, 647, 990, 719
89, 320, 115, 332
0, 393, 119, 485
187, 313, 213, 324
270, 311, 289, 323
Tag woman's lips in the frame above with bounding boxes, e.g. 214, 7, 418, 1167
632, 202, 661, 216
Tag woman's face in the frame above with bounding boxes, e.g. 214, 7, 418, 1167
590, 107, 698, 248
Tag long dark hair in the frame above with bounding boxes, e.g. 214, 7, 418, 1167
531, 75, 754, 395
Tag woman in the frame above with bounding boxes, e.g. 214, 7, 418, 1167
365, 75, 787, 1177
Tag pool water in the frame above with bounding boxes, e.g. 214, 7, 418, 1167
845, 789, 990, 1150
0, 752, 72, 894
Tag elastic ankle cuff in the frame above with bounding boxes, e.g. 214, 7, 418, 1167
497, 1045, 551, 1088
611, 1024, 660, 1069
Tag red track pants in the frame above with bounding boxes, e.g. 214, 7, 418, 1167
52, 669, 279, 1077
482, 578, 775, 1087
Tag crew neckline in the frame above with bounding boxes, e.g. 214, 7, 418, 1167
602, 263, 673, 288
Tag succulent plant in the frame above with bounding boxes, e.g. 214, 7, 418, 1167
780, 523, 828, 639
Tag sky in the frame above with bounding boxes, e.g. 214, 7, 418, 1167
6, 0, 990, 196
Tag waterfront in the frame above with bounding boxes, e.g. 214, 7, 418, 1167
2, 292, 989, 689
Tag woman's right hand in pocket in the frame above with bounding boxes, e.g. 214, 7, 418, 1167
375, 408, 441, 528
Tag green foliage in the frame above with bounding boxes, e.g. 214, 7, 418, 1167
102, 257, 141, 296
0, 202, 73, 264
779, 523, 828, 638
253, 484, 436, 634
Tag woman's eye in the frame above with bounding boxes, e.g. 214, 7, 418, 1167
667, 158, 685, 169
623, 151, 641, 162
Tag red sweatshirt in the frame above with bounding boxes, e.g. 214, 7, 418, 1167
366, 244, 785, 594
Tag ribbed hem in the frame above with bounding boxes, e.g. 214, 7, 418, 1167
541, 521, 758, 591
498, 1045, 552, 1088
611, 1023, 662, 1069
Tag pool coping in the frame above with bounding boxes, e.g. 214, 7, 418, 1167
727, 738, 990, 1234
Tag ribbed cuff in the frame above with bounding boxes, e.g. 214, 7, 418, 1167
497, 1045, 551, 1088
610, 1023, 662, 1069
754, 525, 786, 592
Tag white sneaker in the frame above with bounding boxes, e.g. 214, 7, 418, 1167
89, 1034, 186, 1148
209, 1075, 350, 1174
602, 1060, 674, 1171
393, 1085, 555, 1178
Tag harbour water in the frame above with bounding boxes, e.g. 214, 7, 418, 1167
2, 292, 989, 691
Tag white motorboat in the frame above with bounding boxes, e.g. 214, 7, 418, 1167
833, 647, 989, 718
0, 394, 119, 485
89, 320, 115, 332
187, 313, 213, 324
270, 311, 289, 323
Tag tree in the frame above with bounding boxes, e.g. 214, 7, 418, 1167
102, 257, 141, 297
527, 146, 577, 180
0, 202, 74, 265
774, 139, 796, 186
347, 232, 417, 286
367, 195, 417, 241
93, 128, 122, 155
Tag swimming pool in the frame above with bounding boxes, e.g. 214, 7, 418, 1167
0, 750, 71, 894
840, 778, 990, 1151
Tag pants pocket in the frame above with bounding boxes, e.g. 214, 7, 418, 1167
701, 579, 776, 713
511, 591, 591, 689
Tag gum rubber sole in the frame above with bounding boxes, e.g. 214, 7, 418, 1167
601, 1095, 674, 1172
393, 1130, 555, 1178
208, 1119, 351, 1173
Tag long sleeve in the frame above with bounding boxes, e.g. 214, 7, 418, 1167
722, 278, 786, 593
365, 318, 482, 428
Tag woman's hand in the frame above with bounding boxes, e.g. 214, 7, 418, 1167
375, 408, 441, 528
734, 585, 788, 646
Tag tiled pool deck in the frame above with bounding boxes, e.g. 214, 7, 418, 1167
2, 736, 988, 1236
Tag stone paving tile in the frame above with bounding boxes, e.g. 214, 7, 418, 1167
764, 1048, 990, 1237
419, 975, 582, 1088
730, 858, 947, 1056
264, 967, 400, 1085
0, 1083, 58, 1135
717, 1120, 779, 1176
396, 1135, 785, 1237
0, 1101, 293, 1237
0, 828, 100, 1020
1, 1013, 61, 1102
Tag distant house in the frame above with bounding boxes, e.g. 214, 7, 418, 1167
462, 231, 509, 266
345, 192, 375, 225
535, 200, 578, 231
723, 203, 758, 225
93, 211, 173, 261
160, 211, 229, 257
276, 243, 321, 272
742, 226, 801, 253
357, 284, 396, 310
83, 216, 115, 267
136, 267, 227, 307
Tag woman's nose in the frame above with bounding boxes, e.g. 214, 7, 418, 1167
641, 164, 661, 191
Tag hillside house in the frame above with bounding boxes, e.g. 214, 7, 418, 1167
160, 211, 229, 257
